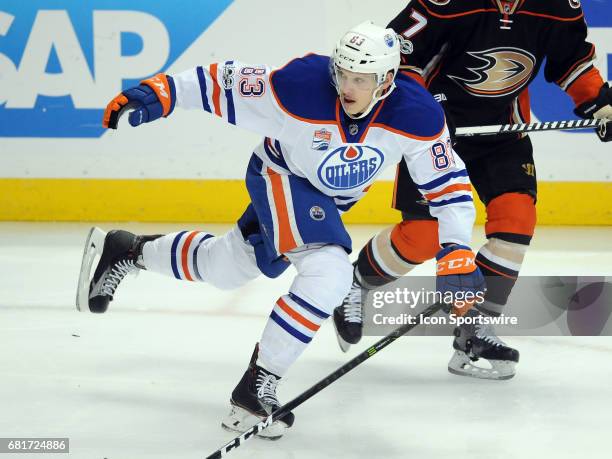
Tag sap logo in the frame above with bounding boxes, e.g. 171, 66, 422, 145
0, 1, 233, 138
317, 145, 384, 191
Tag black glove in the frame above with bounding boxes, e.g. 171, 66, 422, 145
574, 83, 612, 142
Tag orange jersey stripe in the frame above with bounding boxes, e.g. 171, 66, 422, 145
181, 231, 199, 281
425, 63, 442, 88
518, 88, 531, 123
209, 63, 222, 117
267, 168, 298, 253
417, 0, 497, 19
399, 69, 427, 88
556, 46, 595, 86
269, 53, 337, 125
358, 99, 387, 142
517, 10, 584, 22
277, 297, 320, 332
425, 183, 472, 201
566, 67, 605, 106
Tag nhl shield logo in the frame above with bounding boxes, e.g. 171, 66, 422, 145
312, 129, 332, 151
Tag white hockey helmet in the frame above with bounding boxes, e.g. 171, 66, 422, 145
331, 21, 401, 118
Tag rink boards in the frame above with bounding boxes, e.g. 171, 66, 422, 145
0, 0, 610, 224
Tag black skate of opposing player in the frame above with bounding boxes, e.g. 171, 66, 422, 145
76, 227, 159, 312
333, 279, 364, 352
448, 309, 520, 380
222, 344, 294, 440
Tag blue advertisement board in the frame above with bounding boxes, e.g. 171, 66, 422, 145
0, 0, 233, 137
0, 1, 609, 138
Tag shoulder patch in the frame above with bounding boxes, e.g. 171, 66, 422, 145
269, 54, 337, 122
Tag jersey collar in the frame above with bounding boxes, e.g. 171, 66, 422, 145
492, 0, 524, 15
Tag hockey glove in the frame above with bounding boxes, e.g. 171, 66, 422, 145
102, 73, 176, 129
436, 244, 485, 315
574, 82, 612, 142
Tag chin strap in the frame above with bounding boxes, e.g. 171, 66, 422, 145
342, 81, 397, 120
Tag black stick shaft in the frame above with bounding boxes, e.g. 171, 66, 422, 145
206, 302, 442, 459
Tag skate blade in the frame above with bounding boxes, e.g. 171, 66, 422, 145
448, 350, 516, 381
76, 227, 107, 312
334, 324, 352, 353
221, 404, 287, 440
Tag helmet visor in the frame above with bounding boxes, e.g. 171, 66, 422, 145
334, 65, 378, 92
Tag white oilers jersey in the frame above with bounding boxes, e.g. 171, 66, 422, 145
171, 54, 475, 245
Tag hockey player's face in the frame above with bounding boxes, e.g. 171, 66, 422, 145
336, 68, 378, 115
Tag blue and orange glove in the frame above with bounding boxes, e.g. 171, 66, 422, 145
436, 244, 485, 315
102, 73, 176, 129
574, 82, 612, 142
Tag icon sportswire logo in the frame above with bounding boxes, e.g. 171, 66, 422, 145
0, 1, 233, 138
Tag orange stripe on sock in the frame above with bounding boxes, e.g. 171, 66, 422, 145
181, 231, 199, 281
209, 63, 222, 117
365, 239, 394, 280
277, 297, 320, 332
475, 259, 517, 280
267, 168, 297, 253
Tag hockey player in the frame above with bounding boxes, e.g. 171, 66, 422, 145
77, 21, 483, 438
334, 0, 612, 379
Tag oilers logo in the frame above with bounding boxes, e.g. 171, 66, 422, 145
309, 206, 326, 221
317, 145, 384, 191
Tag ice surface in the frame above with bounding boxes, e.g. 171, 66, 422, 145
1, 223, 611, 459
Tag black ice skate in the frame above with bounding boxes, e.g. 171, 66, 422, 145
222, 345, 294, 440
333, 280, 364, 352
448, 317, 520, 380
76, 227, 158, 313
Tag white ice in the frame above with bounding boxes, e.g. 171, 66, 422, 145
1, 223, 611, 459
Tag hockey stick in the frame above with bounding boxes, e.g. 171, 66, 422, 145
205, 301, 443, 459
455, 118, 604, 137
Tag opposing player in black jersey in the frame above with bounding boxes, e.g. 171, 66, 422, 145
334, 0, 612, 380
